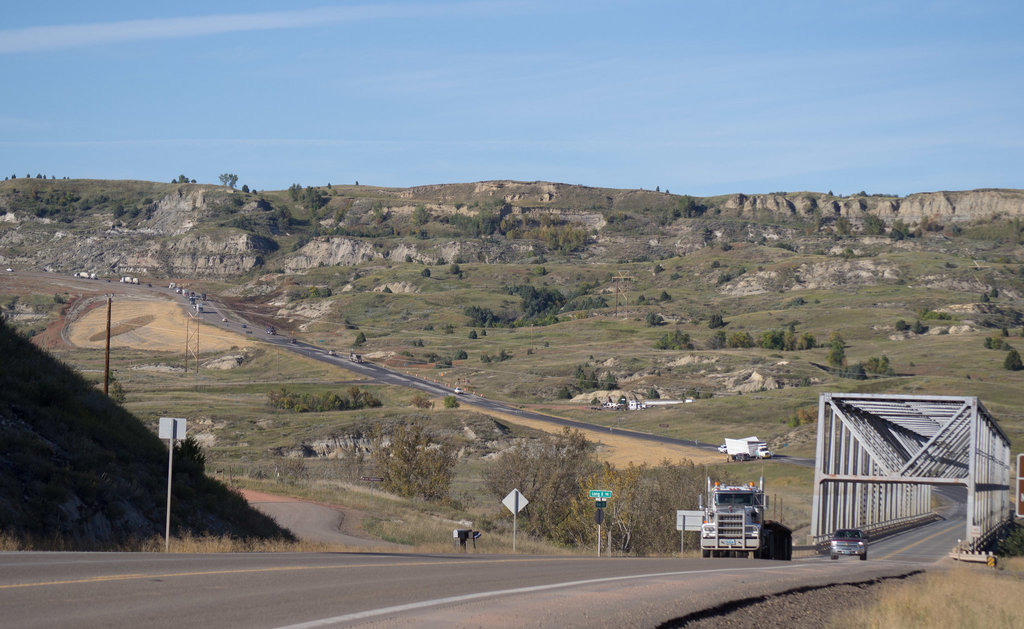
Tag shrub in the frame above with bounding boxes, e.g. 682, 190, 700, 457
708, 313, 726, 329
372, 422, 455, 502
864, 355, 895, 375
1004, 349, 1023, 371
645, 312, 665, 327
654, 330, 692, 350
726, 331, 754, 348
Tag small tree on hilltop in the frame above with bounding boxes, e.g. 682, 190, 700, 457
218, 173, 239, 189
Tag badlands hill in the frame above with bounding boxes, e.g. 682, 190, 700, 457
1, 178, 1022, 280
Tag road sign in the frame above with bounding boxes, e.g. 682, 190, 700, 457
589, 490, 612, 499
676, 509, 704, 532
595, 508, 604, 525
159, 417, 186, 440
594, 500, 607, 509
503, 489, 529, 553
503, 489, 528, 514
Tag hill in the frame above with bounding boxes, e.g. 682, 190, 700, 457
1, 177, 1023, 547
1, 178, 1023, 280
0, 315, 291, 549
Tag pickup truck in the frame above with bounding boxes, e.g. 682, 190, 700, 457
829, 528, 868, 560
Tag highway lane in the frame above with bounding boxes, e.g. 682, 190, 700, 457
0, 551, 925, 629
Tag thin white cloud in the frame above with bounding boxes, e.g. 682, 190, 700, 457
0, 2, 520, 54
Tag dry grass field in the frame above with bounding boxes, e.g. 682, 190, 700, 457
67, 296, 253, 352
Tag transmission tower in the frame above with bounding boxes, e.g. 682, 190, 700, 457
612, 271, 633, 317
184, 309, 200, 374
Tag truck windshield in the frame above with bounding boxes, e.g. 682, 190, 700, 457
716, 492, 754, 506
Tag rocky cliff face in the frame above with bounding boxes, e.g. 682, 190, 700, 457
721, 189, 1024, 224
2, 180, 1022, 280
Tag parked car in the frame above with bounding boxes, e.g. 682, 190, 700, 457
829, 528, 868, 560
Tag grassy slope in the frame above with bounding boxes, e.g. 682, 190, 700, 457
0, 319, 291, 548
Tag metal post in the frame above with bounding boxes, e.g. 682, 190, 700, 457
165, 438, 173, 552
597, 523, 601, 557
512, 510, 517, 553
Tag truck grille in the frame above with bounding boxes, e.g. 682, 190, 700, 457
717, 512, 745, 538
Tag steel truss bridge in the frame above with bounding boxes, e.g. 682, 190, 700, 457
810, 393, 1013, 549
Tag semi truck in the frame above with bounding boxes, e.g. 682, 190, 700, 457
699, 476, 792, 560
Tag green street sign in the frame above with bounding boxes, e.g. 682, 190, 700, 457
594, 500, 607, 509
589, 490, 612, 499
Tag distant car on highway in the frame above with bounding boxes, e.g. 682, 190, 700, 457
829, 528, 868, 560
453, 387, 465, 394
289, 338, 297, 344
5, 268, 12, 272
327, 350, 336, 356
241, 324, 247, 328
717, 444, 728, 453
221, 317, 228, 322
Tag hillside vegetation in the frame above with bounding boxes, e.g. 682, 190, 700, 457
0, 316, 291, 548
2, 178, 1023, 551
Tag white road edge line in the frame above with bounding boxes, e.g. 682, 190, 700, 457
275, 564, 805, 628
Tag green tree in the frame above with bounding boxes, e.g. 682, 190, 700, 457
353, 332, 366, 346
484, 428, 599, 540
726, 331, 754, 348
708, 313, 725, 329
443, 395, 459, 408
826, 340, 845, 367
1004, 349, 1023, 371
863, 214, 886, 235
218, 173, 239, 189
412, 204, 430, 226
372, 422, 456, 501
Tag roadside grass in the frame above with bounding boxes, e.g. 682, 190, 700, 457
833, 563, 1024, 629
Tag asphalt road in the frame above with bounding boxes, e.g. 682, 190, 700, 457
0, 551, 926, 629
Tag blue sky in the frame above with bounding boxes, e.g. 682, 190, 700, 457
1, 1, 1021, 196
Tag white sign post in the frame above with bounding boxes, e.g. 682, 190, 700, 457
502, 489, 528, 552
676, 509, 704, 553
159, 417, 186, 552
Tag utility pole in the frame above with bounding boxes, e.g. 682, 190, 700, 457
103, 295, 112, 395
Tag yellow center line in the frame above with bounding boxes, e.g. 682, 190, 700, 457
0, 557, 577, 590
877, 520, 963, 560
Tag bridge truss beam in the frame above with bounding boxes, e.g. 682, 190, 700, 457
810, 393, 1012, 548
